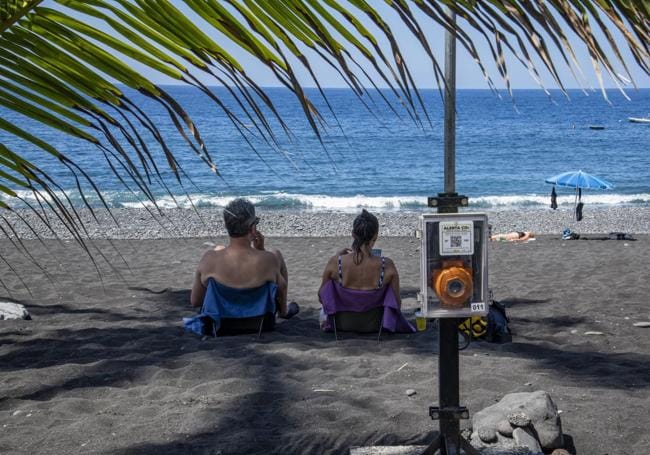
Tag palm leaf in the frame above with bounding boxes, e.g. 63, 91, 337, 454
0, 0, 647, 264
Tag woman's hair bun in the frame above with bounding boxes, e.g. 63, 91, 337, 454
351, 209, 379, 263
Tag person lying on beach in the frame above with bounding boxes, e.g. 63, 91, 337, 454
190, 198, 299, 319
491, 231, 535, 242
317, 209, 414, 333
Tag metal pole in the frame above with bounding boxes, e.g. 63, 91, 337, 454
438, 320, 461, 453
425, 10, 478, 454
443, 10, 457, 194
440, 8, 461, 454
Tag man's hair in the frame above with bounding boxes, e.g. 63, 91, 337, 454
223, 198, 257, 237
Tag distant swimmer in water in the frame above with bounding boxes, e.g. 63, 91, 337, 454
491, 231, 535, 242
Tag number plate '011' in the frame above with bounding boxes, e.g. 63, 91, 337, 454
470, 302, 486, 313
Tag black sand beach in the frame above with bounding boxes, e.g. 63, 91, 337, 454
1, 213, 649, 454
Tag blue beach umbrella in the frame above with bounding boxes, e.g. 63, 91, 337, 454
545, 170, 614, 190
545, 170, 614, 221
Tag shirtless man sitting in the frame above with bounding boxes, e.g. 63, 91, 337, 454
190, 198, 299, 319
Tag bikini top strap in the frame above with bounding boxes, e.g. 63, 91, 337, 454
377, 256, 385, 288
337, 255, 343, 285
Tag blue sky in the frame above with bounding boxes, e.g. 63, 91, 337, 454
214, 2, 649, 91
65, 1, 650, 90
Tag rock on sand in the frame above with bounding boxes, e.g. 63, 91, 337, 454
0, 302, 30, 321
472, 390, 563, 451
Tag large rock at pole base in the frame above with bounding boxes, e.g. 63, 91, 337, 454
471, 390, 563, 452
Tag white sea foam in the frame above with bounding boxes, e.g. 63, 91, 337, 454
3, 190, 650, 211
115, 192, 650, 211
115, 193, 425, 211
470, 193, 650, 208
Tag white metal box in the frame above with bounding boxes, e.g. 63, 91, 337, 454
418, 213, 489, 318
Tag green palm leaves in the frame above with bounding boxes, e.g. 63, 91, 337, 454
0, 0, 648, 244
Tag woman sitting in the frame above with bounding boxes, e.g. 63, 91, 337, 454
491, 231, 535, 242
318, 209, 414, 333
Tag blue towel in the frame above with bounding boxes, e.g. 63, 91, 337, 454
183, 278, 277, 337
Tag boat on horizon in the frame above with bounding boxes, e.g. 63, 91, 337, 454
589, 125, 605, 130
628, 117, 650, 123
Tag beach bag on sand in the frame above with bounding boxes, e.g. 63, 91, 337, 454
458, 301, 511, 343
608, 232, 636, 241
485, 300, 512, 343
562, 228, 580, 240
458, 316, 488, 339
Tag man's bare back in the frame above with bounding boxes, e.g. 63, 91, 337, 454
197, 246, 279, 290
189, 198, 297, 319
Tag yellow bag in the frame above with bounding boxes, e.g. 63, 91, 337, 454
458, 316, 488, 338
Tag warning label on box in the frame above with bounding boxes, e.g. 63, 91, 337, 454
439, 221, 474, 255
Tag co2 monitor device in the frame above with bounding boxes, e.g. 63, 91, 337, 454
418, 213, 489, 318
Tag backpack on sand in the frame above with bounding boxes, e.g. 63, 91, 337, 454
485, 300, 512, 343
459, 300, 512, 343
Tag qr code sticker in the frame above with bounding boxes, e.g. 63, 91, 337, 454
450, 235, 462, 248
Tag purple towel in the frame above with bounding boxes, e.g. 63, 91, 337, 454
319, 280, 415, 333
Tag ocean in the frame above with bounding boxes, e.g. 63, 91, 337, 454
1, 87, 649, 212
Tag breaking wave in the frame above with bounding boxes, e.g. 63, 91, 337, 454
2, 190, 650, 212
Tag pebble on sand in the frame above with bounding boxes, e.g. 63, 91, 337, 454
3, 206, 650, 240
405, 389, 416, 397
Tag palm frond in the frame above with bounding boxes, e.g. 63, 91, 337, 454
0, 0, 647, 254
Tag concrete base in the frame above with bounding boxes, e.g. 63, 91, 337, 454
350, 445, 542, 454
350, 446, 428, 455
